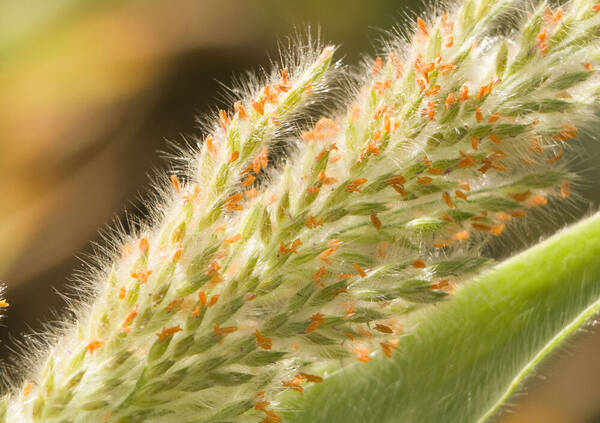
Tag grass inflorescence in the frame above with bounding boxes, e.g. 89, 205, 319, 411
2, 0, 600, 422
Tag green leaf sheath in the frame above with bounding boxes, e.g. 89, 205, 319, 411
281, 212, 600, 423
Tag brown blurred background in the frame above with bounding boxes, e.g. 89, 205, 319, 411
0, 1, 599, 421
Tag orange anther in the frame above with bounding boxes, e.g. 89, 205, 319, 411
354, 348, 371, 363
23, 383, 32, 397
170, 174, 181, 193
412, 259, 426, 268
282, 379, 303, 393
219, 110, 230, 129
171, 243, 183, 262
306, 313, 325, 333
458, 84, 470, 101
417, 176, 433, 184
252, 100, 264, 115
430, 279, 449, 290
87, 339, 104, 354
306, 216, 324, 229
234, 101, 247, 119
426, 101, 436, 120
225, 233, 241, 244
242, 174, 256, 187
346, 178, 367, 192
131, 269, 152, 283
263, 85, 279, 104
343, 331, 356, 340
121, 242, 132, 258
123, 308, 137, 324
370, 214, 382, 231
426, 85, 441, 95
440, 213, 454, 223
349, 104, 361, 121
307, 185, 320, 194
372, 56, 383, 75
253, 147, 268, 174
496, 212, 512, 221
472, 223, 491, 232
245, 188, 258, 199
528, 195, 547, 207
455, 190, 468, 200
445, 92, 455, 108
230, 151, 239, 162
489, 134, 502, 144
511, 191, 531, 202
552, 124, 577, 141
380, 340, 398, 358
475, 107, 483, 123
310, 313, 325, 323
299, 372, 323, 383
537, 29, 547, 49
254, 330, 273, 350
156, 325, 182, 342
488, 114, 500, 123
510, 210, 527, 218
313, 267, 327, 280
386, 175, 406, 185
138, 236, 149, 254
440, 62, 454, 74
442, 192, 454, 208
353, 263, 367, 277
388, 52, 404, 77
547, 151, 563, 163
205, 135, 217, 156
582, 62, 593, 71
453, 231, 470, 241
375, 324, 393, 334
417, 17, 429, 36
318, 171, 337, 185
198, 290, 207, 306
560, 180, 571, 198
280, 68, 289, 85
477, 80, 494, 99
214, 323, 237, 337
491, 224, 505, 236
458, 151, 477, 168
319, 243, 341, 264
552, 7, 564, 23
445, 36, 454, 48
225, 193, 244, 211
165, 298, 184, 312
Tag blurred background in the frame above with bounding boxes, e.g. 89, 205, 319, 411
0, 1, 599, 421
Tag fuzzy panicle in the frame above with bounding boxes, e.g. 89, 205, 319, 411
3, 0, 600, 422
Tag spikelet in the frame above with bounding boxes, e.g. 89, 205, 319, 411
2, 1, 600, 422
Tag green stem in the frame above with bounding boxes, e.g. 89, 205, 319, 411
280, 212, 600, 422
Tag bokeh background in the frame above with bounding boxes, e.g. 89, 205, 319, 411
1, 1, 599, 421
